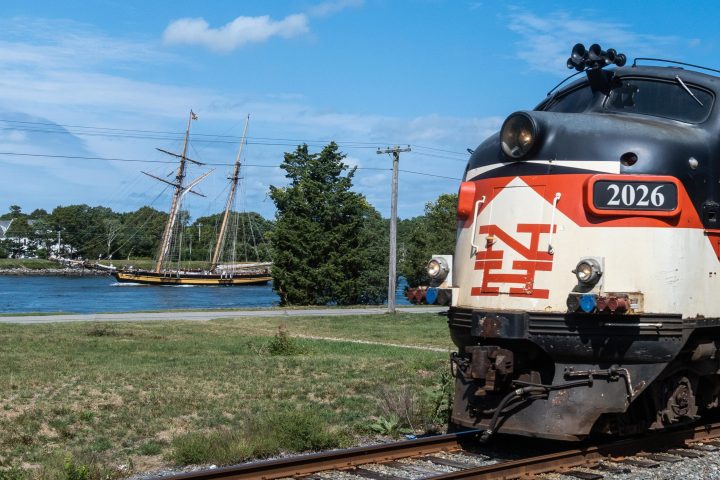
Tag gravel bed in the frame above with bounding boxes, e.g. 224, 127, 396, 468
539, 443, 720, 480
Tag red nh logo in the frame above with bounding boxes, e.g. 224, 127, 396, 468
471, 223, 555, 299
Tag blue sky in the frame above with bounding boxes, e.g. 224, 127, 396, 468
1, 0, 718, 220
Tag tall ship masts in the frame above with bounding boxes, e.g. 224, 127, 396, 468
155, 111, 194, 273
210, 114, 249, 272
113, 111, 271, 286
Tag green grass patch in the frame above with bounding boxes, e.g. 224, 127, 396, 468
170, 409, 348, 465
0, 314, 451, 477
216, 312, 452, 349
0, 258, 59, 270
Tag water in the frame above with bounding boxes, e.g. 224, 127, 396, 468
0, 275, 410, 314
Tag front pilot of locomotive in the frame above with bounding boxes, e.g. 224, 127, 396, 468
446, 44, 720, 441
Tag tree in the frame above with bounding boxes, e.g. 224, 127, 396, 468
269, 143, 388, 306
115, 206, 168, 259
399, 193, 458, 287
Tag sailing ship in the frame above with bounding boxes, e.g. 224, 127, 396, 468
113, 111, 272, 286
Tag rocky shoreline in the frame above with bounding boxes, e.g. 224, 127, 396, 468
0, 267, 111, 276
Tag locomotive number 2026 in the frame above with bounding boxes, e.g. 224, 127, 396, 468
593, 180, 678, 211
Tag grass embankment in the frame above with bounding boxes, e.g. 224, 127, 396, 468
0, 313, 453, 479
0, 259, 60, 270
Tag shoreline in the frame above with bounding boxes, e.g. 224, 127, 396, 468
0, 268, 111, 276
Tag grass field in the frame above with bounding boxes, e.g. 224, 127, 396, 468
0, 313, 453, 479
0, 259, 60, 270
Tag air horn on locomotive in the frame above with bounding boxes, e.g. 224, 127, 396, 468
567, 43, 627, 71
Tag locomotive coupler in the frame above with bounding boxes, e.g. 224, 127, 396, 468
456, 346, 515, 395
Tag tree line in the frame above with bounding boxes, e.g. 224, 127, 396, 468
0, 205, 273, 264
2, 142, 458, 304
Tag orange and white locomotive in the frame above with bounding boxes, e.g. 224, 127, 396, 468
438, 44, 720, 440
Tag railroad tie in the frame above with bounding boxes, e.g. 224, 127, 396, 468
593, 463, 632, 474
350, 467, 406, 480
422, 455, 473, 469
638, 452, 683, 463
563, 470, 604, 480
383, 460, 444, 476
667, 448, 704, 458
689, 443, 718, 452
617, 458, 661, 468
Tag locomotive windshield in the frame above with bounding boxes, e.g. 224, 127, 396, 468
541, 76, 715, 123
544, 85, 594, 113
605, 78, 714, 123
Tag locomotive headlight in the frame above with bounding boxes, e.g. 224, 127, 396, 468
573, 258, 602, 286
500, 112, 538, 160
427, 257, 449, 281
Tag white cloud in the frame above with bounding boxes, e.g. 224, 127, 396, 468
506, 9, 681, 75
162, 14, 309, 52
309, 0, 364, 17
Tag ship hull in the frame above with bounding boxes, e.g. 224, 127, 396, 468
113, 270, 271, 286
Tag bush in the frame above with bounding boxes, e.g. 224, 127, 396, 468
372, 369, 453, 436
170, 430, 253, 466
170, 409, 348, 466
0, 467, 27, 480
63, 456, 89, 480
267, 325, 308, 356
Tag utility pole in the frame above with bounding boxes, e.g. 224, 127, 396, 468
377, 145, 411, 313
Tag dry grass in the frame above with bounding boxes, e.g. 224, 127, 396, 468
0, 313, 450, 478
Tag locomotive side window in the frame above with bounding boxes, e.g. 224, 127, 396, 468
605, 78, 714, 123
543, 85, 593, 113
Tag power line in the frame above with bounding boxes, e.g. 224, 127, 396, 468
0, 150, 460, 181
399, 169, 462, 181
411, 144, 469, 156
0, 118, 474, 157
0, 119, 392, 148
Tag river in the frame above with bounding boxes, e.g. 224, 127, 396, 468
0, 275, 410, 314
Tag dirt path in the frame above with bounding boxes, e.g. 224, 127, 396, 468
0, 306, 446, 324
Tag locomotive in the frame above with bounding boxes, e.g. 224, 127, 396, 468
433, 43, 720, 441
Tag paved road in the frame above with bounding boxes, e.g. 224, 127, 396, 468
0, 306, 447, 324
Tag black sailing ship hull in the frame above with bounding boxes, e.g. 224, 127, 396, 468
113, 269, 271, 286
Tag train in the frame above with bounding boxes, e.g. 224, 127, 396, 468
428, 43, 720, 441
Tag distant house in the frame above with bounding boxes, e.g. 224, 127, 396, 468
0, 219, 12, 240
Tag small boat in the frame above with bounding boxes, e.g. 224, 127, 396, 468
114, 112, 272, 286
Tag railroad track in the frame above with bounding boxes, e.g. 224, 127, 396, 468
157, 422, 720, 480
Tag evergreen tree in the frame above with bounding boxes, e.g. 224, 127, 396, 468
399, 193, 458, 287
269, 143, 388, 305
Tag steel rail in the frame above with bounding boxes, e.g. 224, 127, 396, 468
159, 430, 480, 480
156, 422, 720, 480
431, 421, 720, 479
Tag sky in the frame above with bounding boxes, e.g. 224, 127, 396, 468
0, 0, 718, 221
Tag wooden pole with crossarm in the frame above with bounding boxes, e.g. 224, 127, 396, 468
377, 145, 411, 313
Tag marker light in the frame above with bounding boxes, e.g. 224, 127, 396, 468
573, 258, 602, 287
500, 113, 538, 160
426, 287, 438, 305
579, 294, 597, 313
596, 296, 608, 312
